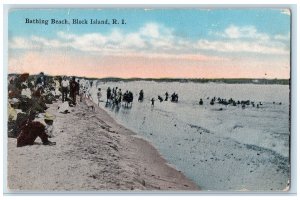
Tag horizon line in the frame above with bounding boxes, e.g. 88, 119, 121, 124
8, 72, 290, 81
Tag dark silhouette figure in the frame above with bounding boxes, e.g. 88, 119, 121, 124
138, 90, 144, 102
151, 98, 155, 107
199, 99, 203, 105
76, 80, 80, 95
36, 72, 46, 88
165, 92, 169, 101
123, 90, 134, 107
171, 93, 178, 103
106, 87, 111, 103
69, 77, 77, 106
158, 95, 163, 102
17, 121, 55, 147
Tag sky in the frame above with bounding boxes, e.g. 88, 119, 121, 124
8, 8, 291, 79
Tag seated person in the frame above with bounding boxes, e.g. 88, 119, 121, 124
17, 113, 56, 147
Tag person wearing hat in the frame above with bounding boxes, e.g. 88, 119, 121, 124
17, 113, 56, 147
44, 113, 55, 138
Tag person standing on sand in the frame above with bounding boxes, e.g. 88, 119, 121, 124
97, 88, 102, 106
36, 72, 45, 89
54, 78, 61, 96
106, 87, 111, 103
69, 77, 77, 106
76, 80, 80, 96
61, 76, 69, 102
79, 85, 84, 102
17, 113, 56, 147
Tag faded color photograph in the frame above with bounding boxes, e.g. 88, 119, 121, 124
7, 8, 290, 192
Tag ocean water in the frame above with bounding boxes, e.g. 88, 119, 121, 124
83, 80, 290, 191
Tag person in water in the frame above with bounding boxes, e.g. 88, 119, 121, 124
158, 95, 163, 102
199, 98, 203, 105
151, 98, 155, 107
165, 92, 169, 101
116, 89, 122, 105
138, 90, 144, 102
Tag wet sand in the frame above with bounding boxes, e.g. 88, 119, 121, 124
7, 99, 199, 192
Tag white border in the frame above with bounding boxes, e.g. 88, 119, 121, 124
1, 0, 299, 199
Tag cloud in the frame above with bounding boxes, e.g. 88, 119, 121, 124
9, 23, 290, 58
122, 33, 146, 49
216, 25, 270, 40
8, 22, 290, 78
195, 39, 289, 55
9, 22, 178, 57
274, 33, 290, 41
9, 37, 42, 49
30, 36, 68, 49
140, 23, 160, 38
207, 25, 289, 55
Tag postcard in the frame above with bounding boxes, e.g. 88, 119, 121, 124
6, 8, 291, 193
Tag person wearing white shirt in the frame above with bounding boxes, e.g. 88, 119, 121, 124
61, 77, 69, 102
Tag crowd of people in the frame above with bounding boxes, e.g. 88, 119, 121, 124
61, 76, 80, 106
105, 87, 134, 108
8, 73, 90, 147
199, 96, 270, 109
102, 87, 180, 108
9, 72, 277, 148
8, 72, 59, 147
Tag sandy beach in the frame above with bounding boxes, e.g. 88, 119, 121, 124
7, 99, 199, 192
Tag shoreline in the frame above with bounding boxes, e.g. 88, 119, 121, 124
7, 99, 199, 191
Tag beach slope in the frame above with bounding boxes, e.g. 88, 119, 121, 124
7, 100, 199, 191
